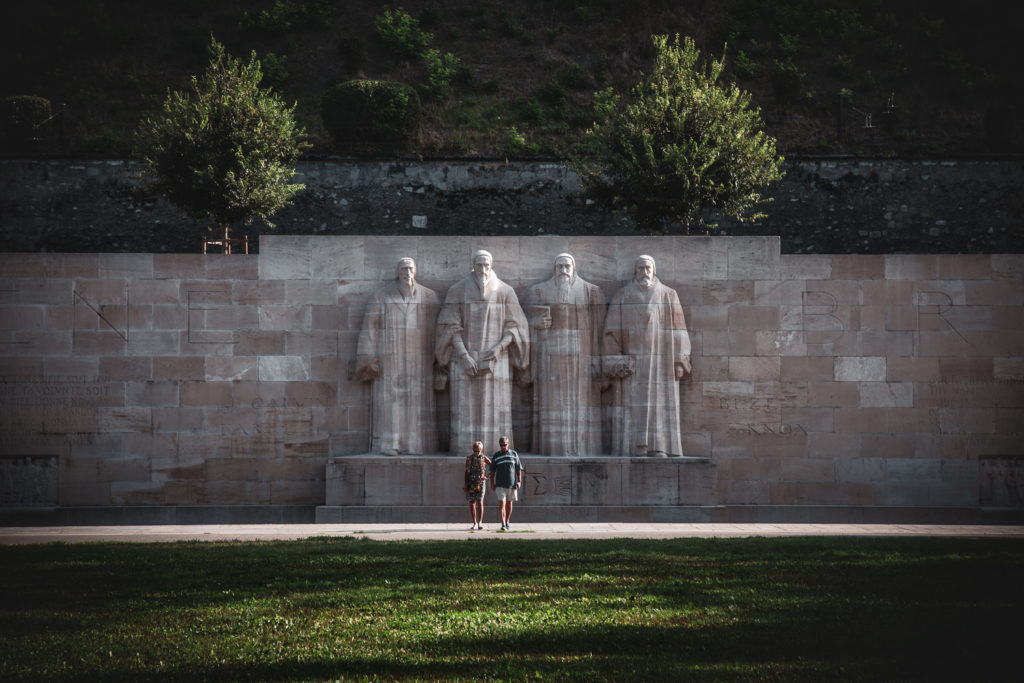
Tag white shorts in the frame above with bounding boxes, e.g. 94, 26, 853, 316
494, 486, 518, 502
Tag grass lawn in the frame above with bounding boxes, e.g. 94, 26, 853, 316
1, 536, 1021, 681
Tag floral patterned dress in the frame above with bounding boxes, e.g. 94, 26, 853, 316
465, 453, 487, 502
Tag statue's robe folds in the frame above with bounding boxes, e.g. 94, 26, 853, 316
355, 283, 439, 454
603, 278, 691, 457
436, 275, 528, 456
524, 276, 606, 456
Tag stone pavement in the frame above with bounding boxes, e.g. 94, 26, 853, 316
2, 523, 1024, 545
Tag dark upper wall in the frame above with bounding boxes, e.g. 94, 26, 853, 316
1, 158, 1021, 255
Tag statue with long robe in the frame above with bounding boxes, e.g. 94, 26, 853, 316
524, 253, 606, 456
436, 249, 529, 456
356, 257, 439, 454
603, 255, 692, 457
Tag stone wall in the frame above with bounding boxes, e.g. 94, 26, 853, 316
2, 158, 1022, 255
1, 235, 1022, 520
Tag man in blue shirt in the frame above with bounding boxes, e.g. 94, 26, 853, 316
489, 436, 523, 531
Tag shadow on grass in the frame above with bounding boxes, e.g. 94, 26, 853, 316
3, 537, 1023, 681
48, 612, 1014, 683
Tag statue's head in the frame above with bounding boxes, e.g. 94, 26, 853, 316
396, 257, 417, 286
554, 253, 575, 283
634, 255, 656, 289
472, 250, 493, 285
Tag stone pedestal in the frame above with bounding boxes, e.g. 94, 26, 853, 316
317, 454, 715, 522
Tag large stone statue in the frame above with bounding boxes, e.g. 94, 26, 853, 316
355, 257, 440, 455
436, 250, 529, 456
524, 253, 606, 456
603, 255, 692, 457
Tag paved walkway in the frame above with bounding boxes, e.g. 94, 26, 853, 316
3, 523, 1024, 544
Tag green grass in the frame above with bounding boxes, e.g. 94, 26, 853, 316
2, 537, 1021, 681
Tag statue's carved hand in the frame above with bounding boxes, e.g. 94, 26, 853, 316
355, 356, 381, 381
480, 344, 502, 363
533, 315, 552, 330
603, 354, 635, 380
462, 353, 479, 376
608, 362, 633, 379
675, 357, 692, 380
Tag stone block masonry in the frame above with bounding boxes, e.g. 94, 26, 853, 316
1, 236, 1022, 519
1, 158, 1022, 255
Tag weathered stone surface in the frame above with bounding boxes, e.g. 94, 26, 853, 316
0, 235, 1021, 518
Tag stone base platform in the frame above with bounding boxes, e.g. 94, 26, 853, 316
319, 454, 1024, 524
0, 505, 316, 526
324, 454, 717, 510
314, 504, 1024, 525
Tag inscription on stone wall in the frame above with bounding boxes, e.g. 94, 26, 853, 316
0, 455, 59, 506
0, 376, 110, 405
0, 376, 112, 434
74, 289, 128, 341
916, 291, 968, 344
922, 379, 1024, 409
979, 456, 1024, 507
530, 473, 572, 498
802, 291, 845, 344
727, 423, 808, 436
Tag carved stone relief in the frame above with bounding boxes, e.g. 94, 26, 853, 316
603, 255, 692, 457
435, 250, 529, 456
523, 253, 606, 456
357, 251, 694, 457
356, 258, 439, 455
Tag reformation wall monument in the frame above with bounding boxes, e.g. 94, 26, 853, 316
1, 235, 1022, 523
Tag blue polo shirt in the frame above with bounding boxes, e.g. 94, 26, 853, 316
489, 449, 523, 489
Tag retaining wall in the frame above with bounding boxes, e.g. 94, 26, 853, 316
2, 157, 1022, 255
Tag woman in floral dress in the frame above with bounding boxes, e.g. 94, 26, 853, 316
464, 441, 491, 530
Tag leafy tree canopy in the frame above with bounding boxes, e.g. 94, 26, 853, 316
570, 34, 785, 233
135, 37, 310, 238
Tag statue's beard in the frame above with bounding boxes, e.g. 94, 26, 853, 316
555, 273, 572, 302
637, 275, 654, 290
474, 272, 492, 288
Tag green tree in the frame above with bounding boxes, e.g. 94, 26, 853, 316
135, 37, 309, 246
570, 35, 784, 233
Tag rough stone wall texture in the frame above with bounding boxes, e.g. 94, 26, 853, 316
1, 235, 1022, 511
1, 158, 1022, 255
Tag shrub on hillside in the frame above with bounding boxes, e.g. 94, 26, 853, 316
375, 8, 433, 60
1, 95, 52, 153
422, 49, 460, 100
239, 0, 331, 35
322, 80, 421, 156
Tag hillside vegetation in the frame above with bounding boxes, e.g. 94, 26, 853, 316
1, 0, 1019, 159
